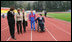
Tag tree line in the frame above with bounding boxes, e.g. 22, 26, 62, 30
1, 1, 71, 12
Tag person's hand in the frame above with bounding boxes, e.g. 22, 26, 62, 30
35, 19, 36, 21
35, 21, 37, 23
15, 22, 17, 24
36, 22, 37, 23
22, 22, 23, 24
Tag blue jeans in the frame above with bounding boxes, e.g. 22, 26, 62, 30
31, 21, 35, 30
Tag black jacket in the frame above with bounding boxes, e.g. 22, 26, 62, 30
7, 11, 15, 24
36, 17, 45, 25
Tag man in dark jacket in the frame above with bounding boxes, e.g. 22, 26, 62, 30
7, 7, 16, 40
36, 14, 45, 32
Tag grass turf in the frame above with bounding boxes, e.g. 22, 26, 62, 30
43, 12, 71, 22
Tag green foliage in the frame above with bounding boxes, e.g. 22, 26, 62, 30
1, 1, 71, 12
46, 13, 71, 22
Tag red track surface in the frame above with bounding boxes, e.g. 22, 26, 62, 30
1, 14, 71, 41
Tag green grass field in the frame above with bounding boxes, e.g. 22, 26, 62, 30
43, 12, 71, 22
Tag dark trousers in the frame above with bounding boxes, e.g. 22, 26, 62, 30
23, 20, 26, 32
45, 13, 47, 17
16, 21, 22, 34
39, 23, 44, 31
25, 21, 28, 26
37, 24, 39, 31
8, 22, 15, 39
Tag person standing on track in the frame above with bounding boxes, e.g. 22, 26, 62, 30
15, 8, 23, 34
45, 11, 47, 17
7, 6, 16, 40
22, 9, 28, 33
29, 10, 36, 31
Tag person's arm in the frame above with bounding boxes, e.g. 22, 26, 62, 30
13, 11, 15, 16
26, 12, 28, 21
7, 11, 9, 20
21, 13, 23, 23
42, 17, 45, 23
34, 13, 36, 20
15, 14, 17, 23
29, 14, 31, 21
34, 14, 36, 20
35, 17, 38, 23
24, 12, 27, 21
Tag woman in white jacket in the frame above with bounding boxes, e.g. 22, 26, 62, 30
15, 8, 23, 34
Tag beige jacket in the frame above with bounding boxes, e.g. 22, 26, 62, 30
15, 12, 23, 23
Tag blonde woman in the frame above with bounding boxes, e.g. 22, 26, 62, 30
15, 8, 23, 34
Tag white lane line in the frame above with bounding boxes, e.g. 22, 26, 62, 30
1, 21, 7, 24
6, 30, 17, 41
31, 30, 32, 41
1, 22, 8, 26
45, 28, 57, 41
1, 26, 8, 31
48, 18, 71, 27
48, 21, 71, 35
6, 36, 11, 41
45, 19, 57, 41
44, 16, 57, 41
1, 22, 8, 31
53, 18, 71, 23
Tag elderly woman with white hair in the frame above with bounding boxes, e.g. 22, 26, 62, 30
15, 8, 23, 34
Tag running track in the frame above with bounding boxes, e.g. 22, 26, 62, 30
1, 14, 71, 41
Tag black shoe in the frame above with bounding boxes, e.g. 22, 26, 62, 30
13, 37, 16, 40
20, 32, 22, 34
40, 30, 42, 32
43, 30, 45, 32
18, 32, 20, 34
37, 30, 39, 32
24, 31, 26, 33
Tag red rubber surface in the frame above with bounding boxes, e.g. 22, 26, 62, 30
1, 14, 71, 41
